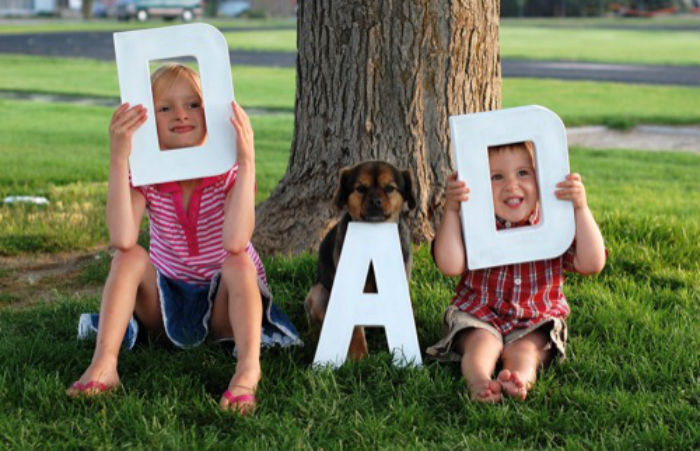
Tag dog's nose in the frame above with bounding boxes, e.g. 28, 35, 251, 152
371, 197, 382, 208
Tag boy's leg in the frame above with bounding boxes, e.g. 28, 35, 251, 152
210, 251, 263, 414
456, 328, 504, 403
498, 329, 551, 400
67, 246, 160, 397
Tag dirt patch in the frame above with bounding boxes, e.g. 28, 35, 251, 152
0, 247, 110, 310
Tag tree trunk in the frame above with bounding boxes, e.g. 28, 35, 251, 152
253, 0, 501, 256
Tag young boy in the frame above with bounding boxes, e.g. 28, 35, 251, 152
427, 141, 606, 403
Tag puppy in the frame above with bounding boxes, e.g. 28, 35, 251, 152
304, 160, 416, 360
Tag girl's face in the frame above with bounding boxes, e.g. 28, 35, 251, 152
154, 76, 206, 150
489, 147, 539, 225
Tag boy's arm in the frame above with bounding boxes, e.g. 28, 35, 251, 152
556, 173, 606, 274
106, 103, 147, 250
222, 101, 256, 254
433, 172, 469, 276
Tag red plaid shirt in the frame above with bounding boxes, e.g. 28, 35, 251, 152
451, 211, 578, 335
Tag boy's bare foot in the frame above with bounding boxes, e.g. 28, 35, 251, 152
497, 369, 529, 400
219, 365, 261, 415
467, 379, 502, 403
66, 360, 120, 398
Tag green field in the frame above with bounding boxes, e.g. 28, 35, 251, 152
1, 141, 698, 449
499, 27, 700, 65
1, 54, 699, 128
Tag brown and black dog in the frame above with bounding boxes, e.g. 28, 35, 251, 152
304, 160, 416, 360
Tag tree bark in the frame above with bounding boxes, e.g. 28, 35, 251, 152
253, 0, 501, 256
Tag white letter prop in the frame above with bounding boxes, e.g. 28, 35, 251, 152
114, 24, 235, 186
313, 223, 422, 368
449, 105, 575, 270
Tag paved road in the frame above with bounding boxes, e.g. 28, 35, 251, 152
1, 30, 698, 86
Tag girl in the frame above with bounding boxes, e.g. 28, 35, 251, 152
67, 64, 301, 415
427, 142, 606, 403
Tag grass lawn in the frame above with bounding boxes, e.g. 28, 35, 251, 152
499, 27, 699, 65
0, 142, 698, 448
0, 55, 295, 112
220, 26, 700, 65
1, 54, 699, 129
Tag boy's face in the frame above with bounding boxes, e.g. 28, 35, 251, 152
489, 147, 538, 224
154, 77, 206, 150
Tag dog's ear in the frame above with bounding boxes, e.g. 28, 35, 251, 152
334, 166, 355, 209
401, 169, 417, 210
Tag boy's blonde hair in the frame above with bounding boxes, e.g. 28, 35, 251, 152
150, 63, 202, 101
488, 141, 535, 167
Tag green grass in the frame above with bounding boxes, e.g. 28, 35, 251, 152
224, 30, 297, 52
499, 27, 700, 65
2, 54, 699, 129
502, 78, 700, 128
223, 26, 700, 65
221, 26, 700, 65
0, 147, 698, 449
0, 55, 295, 111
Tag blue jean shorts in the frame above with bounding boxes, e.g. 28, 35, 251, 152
78, 271, 302, 354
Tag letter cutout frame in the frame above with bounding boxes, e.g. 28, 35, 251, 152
313, 223, 422, 368
114, 23, 235, 186
449, 105, 575, 270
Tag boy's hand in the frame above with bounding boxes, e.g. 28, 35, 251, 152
445, 172, 470, 212
109, 103, 147, 162
230, 101, 254, 166
555, 173, 588, 210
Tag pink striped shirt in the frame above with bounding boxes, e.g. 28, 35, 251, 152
132, 165, 267, 286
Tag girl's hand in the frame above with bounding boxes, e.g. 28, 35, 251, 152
109, 103, 147, 162
230, 101, 254, 166
555, 173, 588, 210
445, 172, 470, 212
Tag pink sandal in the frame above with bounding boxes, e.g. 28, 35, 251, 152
69, 380, 115, 396
221, 385, 257, 414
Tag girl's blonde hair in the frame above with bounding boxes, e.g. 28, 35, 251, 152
150, 63, 203, 101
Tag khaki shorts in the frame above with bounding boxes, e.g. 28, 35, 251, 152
425, 305, 568, 363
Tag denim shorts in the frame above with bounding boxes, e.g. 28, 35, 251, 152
78, 271, 302, 354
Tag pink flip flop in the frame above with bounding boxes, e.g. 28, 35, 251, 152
222, 389, 257, 414
69, 380, 115, 397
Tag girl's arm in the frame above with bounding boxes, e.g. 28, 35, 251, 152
555, 173, 606, 274
106, 103, 147, 250
433, 172, 470, 276
222, 101, 256, 254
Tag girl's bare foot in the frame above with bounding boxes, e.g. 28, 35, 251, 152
468, 379, 502, 403
66, 358, 120, 398
219, 364, 261, 415
497, 369, 529, 400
